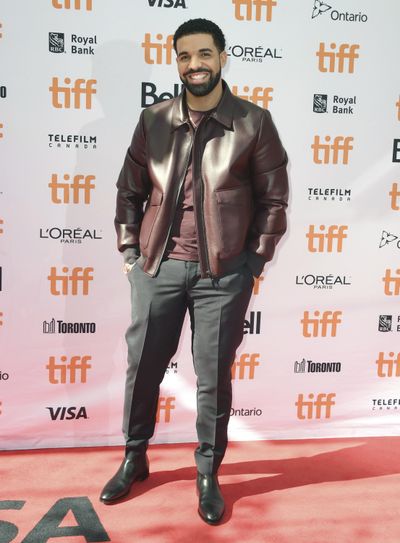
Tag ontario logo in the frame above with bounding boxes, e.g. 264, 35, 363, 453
311, 0, 368, 22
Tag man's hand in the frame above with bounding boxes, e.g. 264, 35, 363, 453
122, 247, 140, 275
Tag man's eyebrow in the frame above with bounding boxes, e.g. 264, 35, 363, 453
177, 48, 213, 57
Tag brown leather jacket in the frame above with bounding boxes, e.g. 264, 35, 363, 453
115, 81, 288, 278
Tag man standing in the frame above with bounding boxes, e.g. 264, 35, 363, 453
100, 18, 288, 524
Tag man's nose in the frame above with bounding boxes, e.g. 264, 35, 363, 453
188, 55, 202, 71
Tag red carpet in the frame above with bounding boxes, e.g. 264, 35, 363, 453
1, 437, 400, 542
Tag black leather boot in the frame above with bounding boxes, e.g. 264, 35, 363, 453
196, 472, 225, 524
100, 453, 149, 504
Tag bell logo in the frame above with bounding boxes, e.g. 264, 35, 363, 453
376, 352, 400, 378
49, 174, 95, 204
47, 355, 92, 384
232, 0, 277, 21
306, 225, 348, 252
156, 396, 175, 422
231, 86, 273, 109
52, 0, 93, 10
383, 269, 400, 296
48, 267, 94, 296
316, 43, 360, 73
390, 183, 400, 211
295, 393, 336, 419
311, 135, 353, 164
301, 310, 342, 337
142, 33, 174, 65
253, 273, 264, 295
232, 353, 260, 379
393, 139, 400, 163
49, 77, 97, 109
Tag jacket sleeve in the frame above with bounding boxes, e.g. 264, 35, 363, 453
114, 110, 151, 252
247, 109, 289, 274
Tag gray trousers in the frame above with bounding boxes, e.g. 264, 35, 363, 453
123, 258, 254, 474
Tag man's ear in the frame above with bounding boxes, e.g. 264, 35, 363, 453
220, 50, 227, 68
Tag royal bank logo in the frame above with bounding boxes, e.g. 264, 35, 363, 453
43, 318, 96, 334
40, 227, 102, 244
372, 398, 400, 411
311, 0, 368, 22
294, 358, 341, 373
227, 43, 282, 63
307, 187, 351, 202
49, 32, 65, 53
379, 314, 400, 333
141, 82, 183, 107
313, 94, 356, 115
295, 274, 351, 289
49, 32, 97, 55
232, 85, 273, 109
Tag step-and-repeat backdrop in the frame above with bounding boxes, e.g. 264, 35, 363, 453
1, 0, 400, 450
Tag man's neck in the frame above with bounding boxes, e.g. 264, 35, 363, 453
185, 81, 224, 112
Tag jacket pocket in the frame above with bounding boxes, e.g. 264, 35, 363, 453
139, 190, 163, 249
215, 185, 252, 258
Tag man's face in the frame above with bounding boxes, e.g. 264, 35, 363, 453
175, 33, 227, 98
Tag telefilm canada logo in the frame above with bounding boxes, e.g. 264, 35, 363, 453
295, 273, 351, 289
49, 32, 97, 55
48, 133, 97, 150
378, 315, 400, 333
165, 361, 178, 375
294, 358, 342, 374
227, 43, 282, 63
372, 398, 400, 411
307, 187, 351, 202
379, 230, 400, 250
311, 1, 368, 22
40, 226, 102, 244
313, 94, 356, 115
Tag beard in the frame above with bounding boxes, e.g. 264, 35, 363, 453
180, 66, 222, 97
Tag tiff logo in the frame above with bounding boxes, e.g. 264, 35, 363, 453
376, 352, 400, 378
296, 393, 336, 419
383, 269, 400, 296
232, 0, 277, 21
48, 267, 94, 295
47, 355, 92, 384
232, 353, 260, 379
156, 396, 175, 422
312, 135, 353, 164
253, 273, 264, 295
306, 225, 348, 252
232, 85, 273, 109
49, 77, 97, 109
49, 174, 95, 204
52, 0, 93, 10
396, 96, 400, 121
0, 123, 3, 139
0, 311, 3, 327
0, 218, 3, 234
316, 42, 360, 73
390, 183, 400, 211
142, 33, 174, 65
301, 310, 342, 337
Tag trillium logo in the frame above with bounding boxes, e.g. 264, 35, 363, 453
312, 0, 332, 19
379, 230, 399, 249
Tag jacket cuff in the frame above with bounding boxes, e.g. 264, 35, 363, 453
246, 251, 266, 278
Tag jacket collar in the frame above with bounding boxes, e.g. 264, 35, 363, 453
171, 80, 234, 131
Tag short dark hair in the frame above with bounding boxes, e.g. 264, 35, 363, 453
173, 18, 226, 53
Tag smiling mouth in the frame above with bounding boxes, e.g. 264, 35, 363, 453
186, 72, 210, 82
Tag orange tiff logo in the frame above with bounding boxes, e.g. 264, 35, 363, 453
49, 174, 95, 204
383, 269, 400, 296
306, 225, 348, 253
376, 352, 400, 378
253, 273, 264, 295
390, 183, 400, 211
232, 85, 273, 109
0, 311, 3, 327
156, 396, 175, 423
47, 355, 92, 384
0, 122, 3, 139
142, 33, 174, 65
232, 0, 277, 21
232, 353, 260, 379
316, 43, 360, 73
312, 135, 353, 164
49, 77, 97, 109
301, 310, 342, 337
295, 393, 336, 419
0, 218, 3, 235
48, 267, 94, 296
52, 0, 93, 10
396, 96, 400, 121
